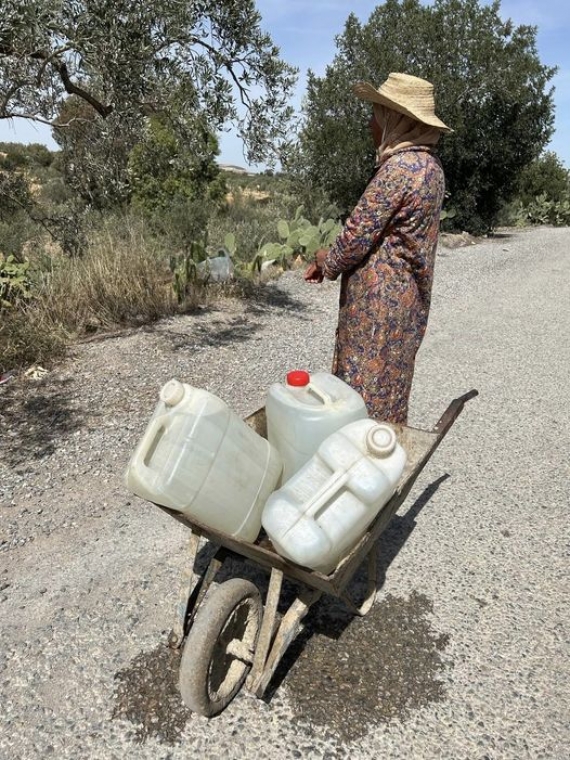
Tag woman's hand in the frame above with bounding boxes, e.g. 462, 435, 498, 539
304, 261, 324, 283
304, 248, 328, 284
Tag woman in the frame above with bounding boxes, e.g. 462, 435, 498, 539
305, 72, 452, 424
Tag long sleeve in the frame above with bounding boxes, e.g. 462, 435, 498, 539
322, 157, 410, 281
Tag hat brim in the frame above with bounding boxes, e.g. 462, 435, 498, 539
353, 81, 453, 133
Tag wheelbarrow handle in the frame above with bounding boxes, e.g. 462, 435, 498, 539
433, 389, 479, 438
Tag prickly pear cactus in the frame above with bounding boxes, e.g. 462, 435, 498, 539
249, 209, 342, 272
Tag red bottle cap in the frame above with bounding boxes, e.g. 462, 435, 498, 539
286, 370, 310, 387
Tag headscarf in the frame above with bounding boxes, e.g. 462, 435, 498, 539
373, 103, 441, 165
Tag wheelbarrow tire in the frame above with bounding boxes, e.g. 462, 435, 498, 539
179, 578, 262, 717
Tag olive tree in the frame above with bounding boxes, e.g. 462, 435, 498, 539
0, 0, 297, 206
294, 0, 556, 233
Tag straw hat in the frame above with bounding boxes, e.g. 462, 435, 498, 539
353, 73, 453, 133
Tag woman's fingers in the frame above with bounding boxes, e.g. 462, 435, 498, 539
304, 262, 324, 283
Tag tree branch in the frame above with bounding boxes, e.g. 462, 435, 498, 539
55, 59, 113, 117
187, 36, 251, 108
0, 112, 55, 127
0, 44, 113, 118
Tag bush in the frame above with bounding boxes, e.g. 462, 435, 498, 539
0, 251, 32, 308
517, 152, 569, 207
0, 142, 54, 170
0, 305, 67, 373
505, 193, 570, 228
140, 195, 213, 253
0, 216, 38, 258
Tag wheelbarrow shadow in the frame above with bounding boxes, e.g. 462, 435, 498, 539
260, 472, 450, 703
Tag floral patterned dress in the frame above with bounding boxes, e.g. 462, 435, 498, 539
322, 146, 445, 424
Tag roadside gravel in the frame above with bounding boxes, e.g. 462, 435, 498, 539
1, 226, 568, 759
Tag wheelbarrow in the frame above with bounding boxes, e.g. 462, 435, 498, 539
155, 389, 478, 717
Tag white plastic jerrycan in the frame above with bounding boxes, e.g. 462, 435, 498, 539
125, 380, 283, 542
265, 370, 368, 484
262, 419, 407, 574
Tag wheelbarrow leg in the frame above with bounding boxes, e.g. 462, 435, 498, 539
247, 568, 322, 698
168, 532, 228, 648
246, 567, 283, 691
339, 545, 378, 617
168, 532, 201, 648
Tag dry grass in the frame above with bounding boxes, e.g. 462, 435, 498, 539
0, 216, 209, 372
35, 217, 194, 336
0, 305, 68, 373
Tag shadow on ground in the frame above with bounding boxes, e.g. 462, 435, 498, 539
265, 475, 451, 741
148, 277, 312, 352
155, 313, 263, 353
113, 646, 193, 745
241, 276, 313, 316
282, 590, 449, 742
0, 377, 83, 467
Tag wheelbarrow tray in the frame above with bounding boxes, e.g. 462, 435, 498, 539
154, 390, 477, 712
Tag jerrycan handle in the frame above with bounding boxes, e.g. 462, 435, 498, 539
286, 370, 333, 406
281, 469, 350, 539
135, 414, 169, 472
138, 378, 183, 468
304, 469, 349, 519
306, 382, 334, 406
126, 416, 169, 500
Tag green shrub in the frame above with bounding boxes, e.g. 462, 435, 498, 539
0, 216, 37, 258
137, 195, 213, 254
517, 152, 569, 207
503, 192, 570, 228
0, 252, 32, 309
128, 115, 226, 253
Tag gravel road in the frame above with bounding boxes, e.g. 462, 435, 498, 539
1, 226, 568, 759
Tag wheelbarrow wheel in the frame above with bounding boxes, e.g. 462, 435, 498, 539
179, 578, 262, 717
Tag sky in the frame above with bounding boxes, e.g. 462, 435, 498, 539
1, 0, 569, 169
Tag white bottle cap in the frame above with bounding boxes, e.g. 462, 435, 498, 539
366, 424, 397, 457
160, 379, 185, 407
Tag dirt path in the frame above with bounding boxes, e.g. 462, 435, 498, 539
1, 226, 569, 759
